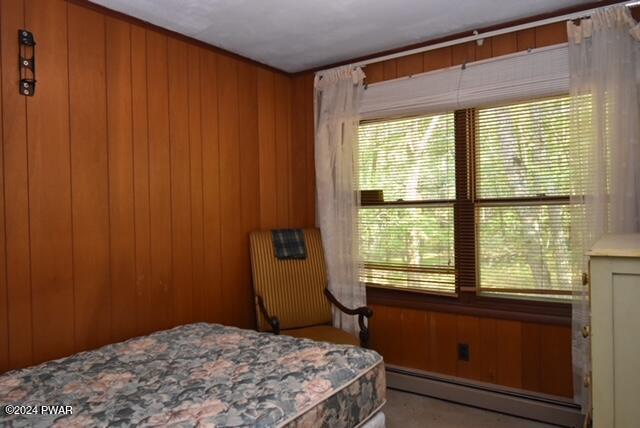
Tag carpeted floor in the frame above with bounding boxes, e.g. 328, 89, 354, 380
384, 389, 558, 428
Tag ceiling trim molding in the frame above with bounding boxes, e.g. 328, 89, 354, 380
69, 0, 289, 75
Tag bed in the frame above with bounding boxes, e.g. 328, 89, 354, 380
0, 323, 385, 427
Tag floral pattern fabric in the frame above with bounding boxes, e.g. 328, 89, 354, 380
0, 323, 385, 427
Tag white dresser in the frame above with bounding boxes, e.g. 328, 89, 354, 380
590, 234, 640, 428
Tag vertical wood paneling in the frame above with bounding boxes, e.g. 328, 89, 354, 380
369, 304, 387, 355
495, 320, 523, 388
401, 309, 430, 371
394, 310, 411, 368
423, 47, 452, 72
360, 21, 562, 87
475, 38, 493, 61
372, 306, 572, 397
382, 60, 398, 80
105, 17, 137, 342
146, 31, 173, 330
492, 33, 518, 57
257, 69, 278, 230
0, 15, 7, 373
167, 38, 194, 326
188, 45, 206, 322
396, 53, 423, 78
1, 0, 33, 370
26, 0, 75, 363
478, 318, 497, 383
429, 312, 457, 376
456, 315, 482, 381
237, 61, 260, 328
516, 29, 536, 51
217, 55, 242, 325
274, 74, 291, 227
0, 0, 576, 386
200, 49, 223, 324
535, 22, 568, 48
364, 62, 384, 84
521, 323, 542, 392
130, 25, 152, 335
1, 0, 306, 371
452, 42, 476, 65
380, 306, 403, 364
303, 73, 316, 227
290, 75, 308, 228
539, 324, 573, 397
68, 3, 111, 351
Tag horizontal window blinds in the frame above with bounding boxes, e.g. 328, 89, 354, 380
476, 97, 572, 199
475, 96, 573, 299
359, 114, 455, 201
360, 44, 569, 120
360, 206, 455, 294
359, 113, 456, 294
477, 205, 572, 297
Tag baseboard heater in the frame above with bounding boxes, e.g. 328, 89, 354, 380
385, 365, 583, 428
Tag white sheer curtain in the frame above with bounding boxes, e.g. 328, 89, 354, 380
314, 65, 367, 335
568, 5, 640, 411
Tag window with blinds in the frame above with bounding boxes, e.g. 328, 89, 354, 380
359, 113, 456, 294
475, 96, 573, 299
358, 95, 576, 301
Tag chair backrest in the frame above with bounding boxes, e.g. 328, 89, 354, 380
249, 228, 332, 331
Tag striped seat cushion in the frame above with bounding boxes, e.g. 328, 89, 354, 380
249, 229, 332, 331
282, 325, 359, 347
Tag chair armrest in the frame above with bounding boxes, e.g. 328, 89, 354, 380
256, 295, 280, 335
324, 288, 373, 317
324, 288, 373, 348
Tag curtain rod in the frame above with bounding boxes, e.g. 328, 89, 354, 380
316, 0, 637, 75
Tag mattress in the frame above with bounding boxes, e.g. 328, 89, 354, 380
0, 323, 385, 427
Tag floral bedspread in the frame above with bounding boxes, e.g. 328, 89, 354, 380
0, 323, 385, 427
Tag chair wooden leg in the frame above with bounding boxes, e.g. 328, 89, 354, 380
359, 325, 370, 348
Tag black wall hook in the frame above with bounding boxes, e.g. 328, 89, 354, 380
19, 30, 35, 46
18, 29, 36, 96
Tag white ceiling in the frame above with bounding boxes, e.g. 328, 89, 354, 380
90, 0, 594, 72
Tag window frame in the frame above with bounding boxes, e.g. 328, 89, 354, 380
361, 101, 572, 325
358, 112, 458, 295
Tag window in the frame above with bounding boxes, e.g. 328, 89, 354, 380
358, 95, 574, 301
475, 97, 573, 299
359, 113, 456, 294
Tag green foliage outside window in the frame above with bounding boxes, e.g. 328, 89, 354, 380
358, 96, 577, 300
359, 114, 455, 293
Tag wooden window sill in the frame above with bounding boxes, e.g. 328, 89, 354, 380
366, 285, 571, 326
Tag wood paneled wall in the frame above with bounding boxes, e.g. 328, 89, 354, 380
288, 22, 576, 398
369, 305, 574, 398
364, 22, 569, 83
0, 0, 315, 372
0, 0, 575, 400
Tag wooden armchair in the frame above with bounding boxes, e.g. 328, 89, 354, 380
249, 229, 373, 347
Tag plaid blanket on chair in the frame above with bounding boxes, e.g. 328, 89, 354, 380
271, 229, 307, 260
